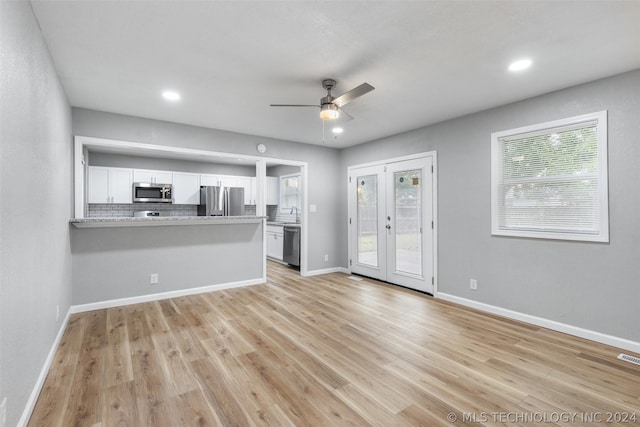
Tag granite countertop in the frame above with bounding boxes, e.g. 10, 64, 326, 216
70, 215, 266, 228
266, 221, 301, 227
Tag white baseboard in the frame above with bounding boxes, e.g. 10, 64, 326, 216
17, 308, 72, 427
70, 277, 265, 314
302, 267, 350, 277
436, 292, 640, 354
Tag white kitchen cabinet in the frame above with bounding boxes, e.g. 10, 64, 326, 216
250, 177, 256, 205
200, 174, 220, 187
172, 172, 201, 205
87, 166, 132, 204
266, 176, 279, 205
218, 174, 237, 188
266, 225, 284, 260
133, 168, 173, 184
237, 176, 257, 205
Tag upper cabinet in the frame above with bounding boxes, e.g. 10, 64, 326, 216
87, 166, 132, 204
133, 169, 173, 184
218, 175, 238, 188
172, 172, 201, 205
236, 176, 256, 205
200, 174, 219, 187
89, 166, 264, 207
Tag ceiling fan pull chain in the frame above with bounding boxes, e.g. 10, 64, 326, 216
322, 118, 326, 143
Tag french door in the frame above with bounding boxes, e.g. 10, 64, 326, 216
349, 156, 434, 293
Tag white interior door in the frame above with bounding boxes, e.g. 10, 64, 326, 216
349, 156, 434, 293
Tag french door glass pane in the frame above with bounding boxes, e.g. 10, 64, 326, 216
394, 169, 422, 276
357, 175, 378, 267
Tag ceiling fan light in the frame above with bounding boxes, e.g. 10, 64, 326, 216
320, 104, 339, 120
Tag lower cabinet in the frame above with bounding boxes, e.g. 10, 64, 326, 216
266, 225, 284, 260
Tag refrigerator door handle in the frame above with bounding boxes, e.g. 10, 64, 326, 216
223, 187, 229, 216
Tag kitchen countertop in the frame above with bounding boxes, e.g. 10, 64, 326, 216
70, 215, 266, 228
266, 221, 301, 227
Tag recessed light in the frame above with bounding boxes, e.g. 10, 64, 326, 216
508, 59, 532, 72
162, 90, 181, 101
332, 127, 344, 134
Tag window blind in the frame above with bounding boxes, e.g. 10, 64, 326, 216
495, 117, 604, 237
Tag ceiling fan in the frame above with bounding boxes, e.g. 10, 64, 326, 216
270, 79, 375, 121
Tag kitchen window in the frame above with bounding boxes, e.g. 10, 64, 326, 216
280, 173, 301, 212
491, 111, 608, 242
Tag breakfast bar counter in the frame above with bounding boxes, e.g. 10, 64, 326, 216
70, 215, 265, 307
70, 215, 265, 228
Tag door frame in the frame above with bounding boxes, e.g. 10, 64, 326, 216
347, 151, 438, 295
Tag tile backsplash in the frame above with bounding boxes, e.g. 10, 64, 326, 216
87, 203, 265, 218
87, 203, 197, 217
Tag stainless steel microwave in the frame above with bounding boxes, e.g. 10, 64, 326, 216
132, 182, 173, 203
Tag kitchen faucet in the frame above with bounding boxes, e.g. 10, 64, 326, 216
290, 206, 299, 223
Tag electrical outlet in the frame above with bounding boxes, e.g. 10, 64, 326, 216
324, 254, 329, 262
470, 279, 478, 291
56, 305, 60, 321
1, 397, 7, 427
150, 273, 159, 285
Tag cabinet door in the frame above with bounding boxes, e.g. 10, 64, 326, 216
172, 172, 201, 204
236, 176, 254, 205
109, 168, 133, 203
200, 174, 220, 187
267, 232, 283, 260
133, 169, 173, 184
133, 169, 155, 183
250, 177, 257, 205
153, 170, 173, 185
218, 175, 237, 188
87, 166, 110, 203
273, 232, 283, 260
266, 177, 279, 205
266, 232, 276, 258
266, 226, 284, 260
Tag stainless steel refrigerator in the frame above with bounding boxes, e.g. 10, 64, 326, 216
198, 186, 245, 216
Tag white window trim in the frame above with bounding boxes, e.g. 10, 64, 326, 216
279, 172, 301, 213
490, 111, 609, 243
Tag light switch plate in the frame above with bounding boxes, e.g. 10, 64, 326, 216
309, 204, 317, 213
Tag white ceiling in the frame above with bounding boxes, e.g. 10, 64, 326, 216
31, 1, 640, 148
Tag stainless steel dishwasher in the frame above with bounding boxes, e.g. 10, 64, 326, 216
283, 226, 300, 266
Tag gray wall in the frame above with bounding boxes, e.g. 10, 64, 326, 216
340, 70, 640, 343
71, 223, 263, 305
0, 1, 73, 425
72, 108, 342, 272
267, 164, 301, 177
89, 152, 256, 176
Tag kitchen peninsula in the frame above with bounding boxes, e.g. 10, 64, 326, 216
70, 215, 264, 228
70, 215, 265, 309
68, 135, 308, 310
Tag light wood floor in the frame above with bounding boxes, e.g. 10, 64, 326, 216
29, 261, 640, 426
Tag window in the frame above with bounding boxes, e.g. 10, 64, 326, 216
280, 173, 300, 212
491, 111, 608, 242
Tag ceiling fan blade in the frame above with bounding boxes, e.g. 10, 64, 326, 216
270, 104, 320, 108
332, 83, 375, 108
338, 108, 354, 121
